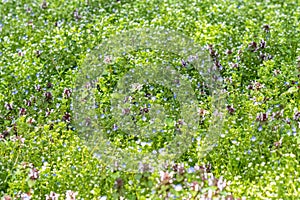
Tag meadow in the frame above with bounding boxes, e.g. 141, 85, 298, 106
0, 0, 300, 199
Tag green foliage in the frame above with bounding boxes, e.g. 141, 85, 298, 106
0, 0, 299, 199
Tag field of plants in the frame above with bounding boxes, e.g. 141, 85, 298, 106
1, 0, 300, 199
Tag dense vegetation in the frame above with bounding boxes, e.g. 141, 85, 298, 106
0, 0, 300, 199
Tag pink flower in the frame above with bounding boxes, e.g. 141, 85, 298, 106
46, 192, 59, 200
19, 108, 26, 116
190, 181, 201, 191
66, 190, 78, 200
159, 171, 174, 185
5, 102, 13, 110
29, 168, 39, 180
63, 88, 72, 98
256, 112, 268, 122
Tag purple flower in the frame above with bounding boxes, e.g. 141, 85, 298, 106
181, 59, 187, 67
114, 178, 124, 189
263, 24, 270, 32
41, 0, 48, 9
62, 112, 71, 122
24, 99, 32, 106
174, 184, 183, 191
35, 84, 41, 92
47, 82, 53, 88
29, 167, 39, 180
44, 92, 52, 101
45, 192, 59, 200
294, 111, 300, 121
19, 108, 26, 116
63, 88, 72, 98
4, 102, 13, 110
256, 112, 268, 122
226, 105, 235, 114
226, 49, 233, 55
260, 39, 266, 49
248, 41, 257, 52
66, 190, 78, 200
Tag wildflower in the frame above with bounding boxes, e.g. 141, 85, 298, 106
4, 102, 13, 110
226, 105, 235, 114
44, 92, 52, 101
73, 9, 81, 20
27, 21, 34, 29
46, 192, 59, 200
159, 171, 174, 185
112, 124, 118, 131
285, 117, 291, 124
11, 135, 25, 143
274, 138, 283, 148
294, 111, 300, 121
66, 190, 78, 200
207, 44, 218, 58
45, 108, 53, 117
226, 195, 235, 200
272, 109, 284, 119
122, 108, 130, 115
217, 176, 226, 191
131, 83, 143, 91
47, 82, 52, 88
263, 24, 270, 32
248, 41, 257, 52
18, 50, 25, 56
27, 117, 36, 125
247, 84, 253, 90
24, 99, 32, 106
41, 0, 48, 9
19, 108, 26, 116
253, 81, 264, 90
199, 108, 209, 117
103, 55, 112, 64
172, 163, 185, 175
214, 61, 222, 70
259, 52, 266, 61
256, 112, 268, 122
114, 178, 124, 189
2, 130, 9, 138
273, 69, 281, 76
36, 50, 42, 57
29, 167, 39, 180
63, 88, 72, 98
20, 192, 31, 200
3, 195, 11, 200
138, 163, 153, 173
260, 39, 266, 49
226, 49, 233, 55
231, 63, 238, 68
35, 84, 41, 92
190, 181, 201, 191
181, 59, 187, 67
62, 112, 71, 122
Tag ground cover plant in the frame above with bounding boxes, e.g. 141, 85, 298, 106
0, 0, 300, 199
